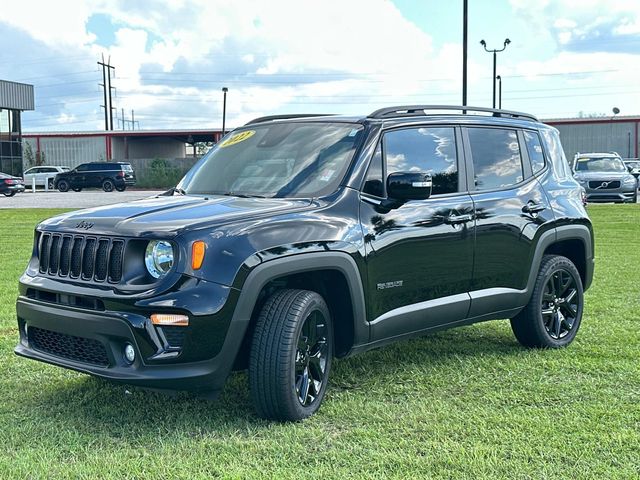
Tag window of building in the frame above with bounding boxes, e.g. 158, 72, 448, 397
383, 127, 459, 195
467, 128, 524, 190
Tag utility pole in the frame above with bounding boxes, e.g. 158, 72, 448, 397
480, 38, 510, 109
97, 54, 115, 130
131, 109, 135, 131
121, 108, 125, 130
462, 0, 468, 109
98, 54, 109, 131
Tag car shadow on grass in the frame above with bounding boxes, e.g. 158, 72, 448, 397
22, 321, 523, 436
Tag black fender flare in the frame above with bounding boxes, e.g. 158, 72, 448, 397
223, 251, 368, 361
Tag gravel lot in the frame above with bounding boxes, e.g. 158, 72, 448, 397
0, 189, 165, 209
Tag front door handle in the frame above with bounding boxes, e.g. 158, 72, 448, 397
522, 201, 546, 214
446, 213, 474, 224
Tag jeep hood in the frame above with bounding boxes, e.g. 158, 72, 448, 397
39, 194, 313, 236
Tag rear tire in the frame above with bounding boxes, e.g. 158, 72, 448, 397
102, 179, 115, 192
115, 184, 126, 192
4, 191, 16, 197
57, 180, 69, 192
249, 289, 333, 422
510, 255, 584, 348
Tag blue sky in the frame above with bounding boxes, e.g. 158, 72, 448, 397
1, 0, 639, 132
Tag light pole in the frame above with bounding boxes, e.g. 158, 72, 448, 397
480, 38, 510, 108
462, 0, 468, 109
221, 87, 228, 134
496, 75, 502, 109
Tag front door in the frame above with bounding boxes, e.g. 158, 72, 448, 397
360, 126, 474, 340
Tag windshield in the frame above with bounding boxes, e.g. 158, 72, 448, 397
180, 122, 364, 198
575, 157, 626, 172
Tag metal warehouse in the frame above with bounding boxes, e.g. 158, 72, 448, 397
23, 129, 224, 169
0, 79, 35, 176
545, 116, 640, 161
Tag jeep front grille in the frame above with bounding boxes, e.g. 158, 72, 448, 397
38, 232, 125, 283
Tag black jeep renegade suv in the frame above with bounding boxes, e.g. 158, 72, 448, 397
16, 106, 594, 421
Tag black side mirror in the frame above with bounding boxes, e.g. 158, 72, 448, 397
387, 172, 432, 201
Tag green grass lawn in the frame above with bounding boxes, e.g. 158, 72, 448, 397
0, 206, 638, 479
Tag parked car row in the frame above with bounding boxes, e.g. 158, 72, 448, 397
572, 152, 638, 203
1, 162, 137, 197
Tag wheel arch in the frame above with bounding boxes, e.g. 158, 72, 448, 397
230, 252, 368, 370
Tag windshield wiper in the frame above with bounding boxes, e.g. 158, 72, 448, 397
173, 187, 187, 195
221, 192, 267, 198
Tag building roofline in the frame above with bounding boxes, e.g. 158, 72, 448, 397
23, 128, 223, 138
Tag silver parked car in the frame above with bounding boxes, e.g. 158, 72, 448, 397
572, 153, 638, 203
23, 166, 70, 189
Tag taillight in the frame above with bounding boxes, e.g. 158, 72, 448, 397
4, 179, 16, 185
116, 171, 125, 178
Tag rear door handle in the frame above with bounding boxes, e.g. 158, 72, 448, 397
522, 201, 546, 214
446, 213, 474, 224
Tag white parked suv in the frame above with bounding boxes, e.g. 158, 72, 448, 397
23, 166, 70, 189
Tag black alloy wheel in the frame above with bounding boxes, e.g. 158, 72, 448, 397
295, 310, 330, 407
540, 268, 580, 340
249, 289, 333, 421
57, 180, 70, 192
510, 255, 584, 348
115, 184, 126, 192
102, 179, 115, 192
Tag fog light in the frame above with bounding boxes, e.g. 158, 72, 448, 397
124, 343, 136, 364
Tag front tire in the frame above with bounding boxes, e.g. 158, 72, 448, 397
510, 255, 584, 348
57, 180, 69, 192
72, 187, 83, 192
249, 289, 333, 421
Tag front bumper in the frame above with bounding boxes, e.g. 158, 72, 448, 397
15, 276, 246, 394
585, 190, 636, 202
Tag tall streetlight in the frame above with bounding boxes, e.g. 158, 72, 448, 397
462, 0, 468, 109
221, 87, 229, 135
480, 38, 510, 109
496, 75, 502, 109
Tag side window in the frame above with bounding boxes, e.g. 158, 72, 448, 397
384, 127, 458, 195
467, 128, 524, 190
362, 143, 383, 197
524, 130, 545, 174
76, 164, 88, 172
89, 164, 104, 171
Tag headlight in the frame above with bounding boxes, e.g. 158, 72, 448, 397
623, 176, 638, 186
145, 240, 174, 278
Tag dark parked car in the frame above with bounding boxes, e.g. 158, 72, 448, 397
572, 153, 638, 203
54, 162, 136, 192
1, 172, 25, 197
624, 159, 640, 183
16, 106, 594, 421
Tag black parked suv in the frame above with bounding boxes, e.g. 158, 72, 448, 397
54, 162, 136, 192
16, 106, 594, 421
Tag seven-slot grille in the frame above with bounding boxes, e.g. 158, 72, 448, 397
38, 232, 125, 283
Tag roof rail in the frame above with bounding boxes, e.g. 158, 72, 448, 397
368, 105, 538, 122
245, 113, 335, 126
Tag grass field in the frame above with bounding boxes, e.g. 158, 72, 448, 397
0, 206, 638, 479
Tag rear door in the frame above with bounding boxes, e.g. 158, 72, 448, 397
360, 125, 475, 340
464, 126, 554, 317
